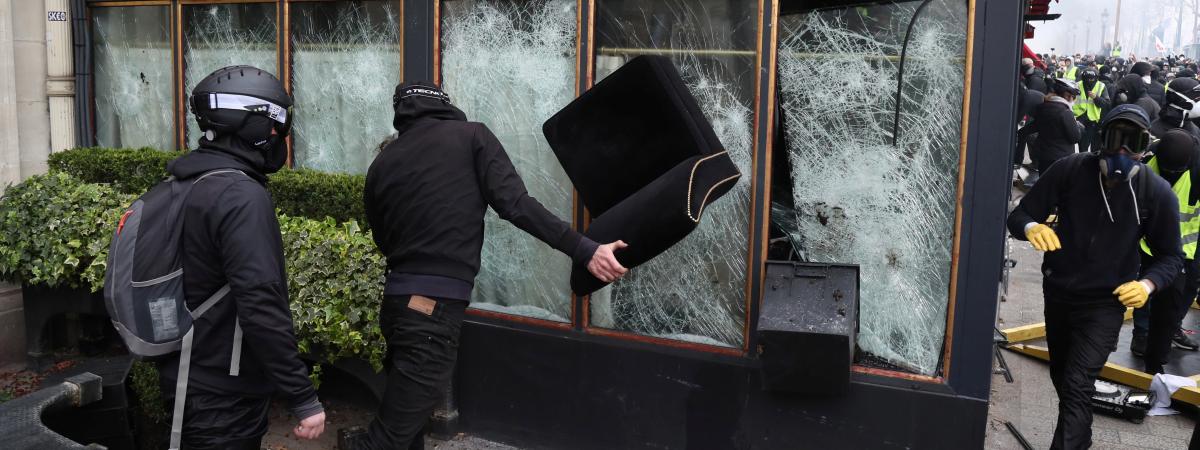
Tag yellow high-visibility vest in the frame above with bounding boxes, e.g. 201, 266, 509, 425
1073, 81, 1106, 122
1065, 66, 1078, 81
1141, 157, 1200, 259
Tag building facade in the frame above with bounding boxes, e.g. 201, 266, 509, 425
0, 0, 1022, 447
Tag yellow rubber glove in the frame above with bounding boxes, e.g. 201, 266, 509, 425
1026, 224, 1062, 252
1114, 281, 1150, 308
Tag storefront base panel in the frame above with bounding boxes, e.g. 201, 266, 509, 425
454, 320, 988, 450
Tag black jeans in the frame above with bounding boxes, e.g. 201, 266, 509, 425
161, 389, 270, 450
1044, 299, 1125, 450
1135, 257, 1199, 374
359, 295, 466, 450
1079, 120, 1099, 153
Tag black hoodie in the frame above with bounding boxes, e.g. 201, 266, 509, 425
365, 84, 599, 300
1007, 152, 1183, 305
160, 137, 322, 420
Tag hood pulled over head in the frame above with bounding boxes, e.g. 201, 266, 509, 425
392, 82, 468, 136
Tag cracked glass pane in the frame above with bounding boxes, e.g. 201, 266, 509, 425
590, 0, 757, 347
441, 0, 578, 322
773, 1, 968, 375
291, 1, 400, 174
183, 4, 278, 149
92, 6, 174, 150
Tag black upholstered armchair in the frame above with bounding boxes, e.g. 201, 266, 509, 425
543, 55, 742, 296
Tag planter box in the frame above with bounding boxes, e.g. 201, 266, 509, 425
21, 284, 108, 370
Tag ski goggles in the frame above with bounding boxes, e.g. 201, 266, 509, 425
190, 92, 291, 126
1102, 120, 1153, 154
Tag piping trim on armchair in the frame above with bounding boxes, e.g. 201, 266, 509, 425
686, 151, 741, 223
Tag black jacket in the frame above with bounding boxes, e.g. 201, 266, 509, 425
1007, 152, 1183, 305
1023, 68, 1048, 94
365, 92, 598, 298
161, 141, 321, 420
1017, 96, 1081, 163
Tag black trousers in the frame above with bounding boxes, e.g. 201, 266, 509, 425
161, 388, 270, 450
1044, 299, 1125, 450
359, 295, 466, 450
1079, 120, 1099, 153
1141, 258, 1198, 374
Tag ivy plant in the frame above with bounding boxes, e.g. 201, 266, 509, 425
280, 215, 386, 370
0, 172, 131, 290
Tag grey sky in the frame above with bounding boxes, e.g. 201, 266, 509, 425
1026, 0, 1197, 57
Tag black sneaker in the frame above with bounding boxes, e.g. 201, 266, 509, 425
1172, 329, 1199, 351
1131, 333, 1147, 357
338, 426, 368, 450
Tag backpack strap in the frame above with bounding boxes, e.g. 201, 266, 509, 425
169, 283, 230, 450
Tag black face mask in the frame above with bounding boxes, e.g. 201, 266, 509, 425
234, 114, 292, 173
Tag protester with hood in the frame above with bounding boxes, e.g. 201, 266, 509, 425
347, 82, 629, 449
1008, 104, 1183, 450
1023, 57, 1048, 93
1117, 73, 1161, 122
1017, 78, 1082, 177
161, 65, 325, 447
1151, 77, 1200, 141
1132, 129, 1200, 374
1149, 66, 1168, 106
1074, 69, 1110, 153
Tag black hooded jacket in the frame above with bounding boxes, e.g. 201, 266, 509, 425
160, 137, 321, 420
365, 85, 599, 300
1017, 95, 1081, 163
1007, 152, 1183, 305
1118, 74, 1161, 122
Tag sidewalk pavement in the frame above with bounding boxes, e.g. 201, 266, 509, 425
985, 235, 1198, 449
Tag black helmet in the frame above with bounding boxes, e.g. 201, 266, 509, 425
1081, 69, 1098, 81
1051, 78, 1081, 97
189, 65, 293, 154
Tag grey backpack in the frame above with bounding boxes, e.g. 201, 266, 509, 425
103, 169, 246, 450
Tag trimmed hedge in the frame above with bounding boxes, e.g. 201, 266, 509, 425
0, 172, 132, 289
0, 170, 385, 372
271, 169, 367, 227
49, 146, 368, 225
48, 146, 180, 194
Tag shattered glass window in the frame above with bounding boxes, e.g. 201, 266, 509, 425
92, 6, 174, 150
182, 3, 278, 149
772, 1, 968, 375
441, 0, 578, 322
291, 1, 400, 174
590, 0, 757, 347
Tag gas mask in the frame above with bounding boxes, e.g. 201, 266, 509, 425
1099, 121, 1151, 181
1143, 75, 1153, 85
1167, 87, 1200, 126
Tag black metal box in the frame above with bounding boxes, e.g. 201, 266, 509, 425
758, 261, 859, 394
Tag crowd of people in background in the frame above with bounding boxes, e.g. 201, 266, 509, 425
1011, 50, 1200, 449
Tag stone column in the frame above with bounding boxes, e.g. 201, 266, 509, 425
12, 0, 50, 178
0, 0, 21, 188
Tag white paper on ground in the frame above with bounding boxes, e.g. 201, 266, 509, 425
1148, 373, 1197, 416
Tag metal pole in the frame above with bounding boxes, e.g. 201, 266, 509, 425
1113, 0, 1122, 51
1178, 0, 1186, 50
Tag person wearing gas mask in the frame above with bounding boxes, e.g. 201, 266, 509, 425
1150, 77, 1200, 143
1007, 104, 1183, 450
344, 82, 629, 449
1017, 78, 1082, 180
1073, 69, 1110, 153
1132, 129, 1200, 374
160, 65, 325, 447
